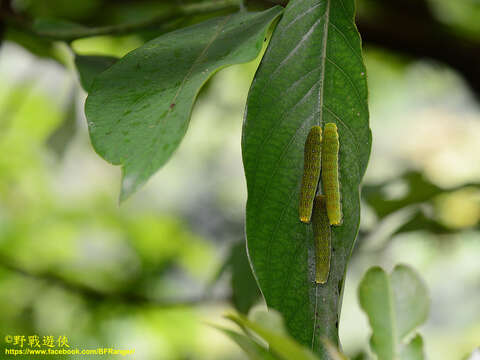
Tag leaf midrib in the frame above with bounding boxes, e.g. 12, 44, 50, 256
316, 0, 330, 128
311, 0, 330, 350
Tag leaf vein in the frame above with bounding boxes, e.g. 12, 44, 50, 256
279, 2, 323, 36
253, 115, 314, 236
322, 104, 362, 173
325, 56, 368, 111
269, 17, 323, 81
248, 77, 321, 198
262, 189, 299, 297
328, 21, 363, 63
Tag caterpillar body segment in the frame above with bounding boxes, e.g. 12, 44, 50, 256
299, 126, 323, 223
312, 195, 331, 284
321, 123, 342, 226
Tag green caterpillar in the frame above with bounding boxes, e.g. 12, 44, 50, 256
299, 126, 322, 223
312, 195, 331, 284
321, 123, 342, 226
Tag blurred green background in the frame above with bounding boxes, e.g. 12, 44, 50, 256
0, 0, 479, 359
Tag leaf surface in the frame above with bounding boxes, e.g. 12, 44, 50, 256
75, 55, 118, 92
241, 0, 370, 354
213, 325, 278, 360
85, 7, 283, 200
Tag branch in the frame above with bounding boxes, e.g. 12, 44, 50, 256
0, 255, 228, 307
356, 0, 480, 97
1, 0, 241, 41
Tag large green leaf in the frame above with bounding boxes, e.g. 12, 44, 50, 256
358, 265, 429, 360
85, 6, 283, 201
242, 0, 370, 354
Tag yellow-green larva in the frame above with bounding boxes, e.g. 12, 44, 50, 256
321, 123, 342, 226
312, 195, 331, 284
299, 126, 322, 223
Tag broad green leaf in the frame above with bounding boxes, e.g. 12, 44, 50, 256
226, 312, 319, 360
213, 325, 279, 360
358, 265, 429, 360
241, 0, 370, 354
85, 6, 284, 201
74, 55, 118, 92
